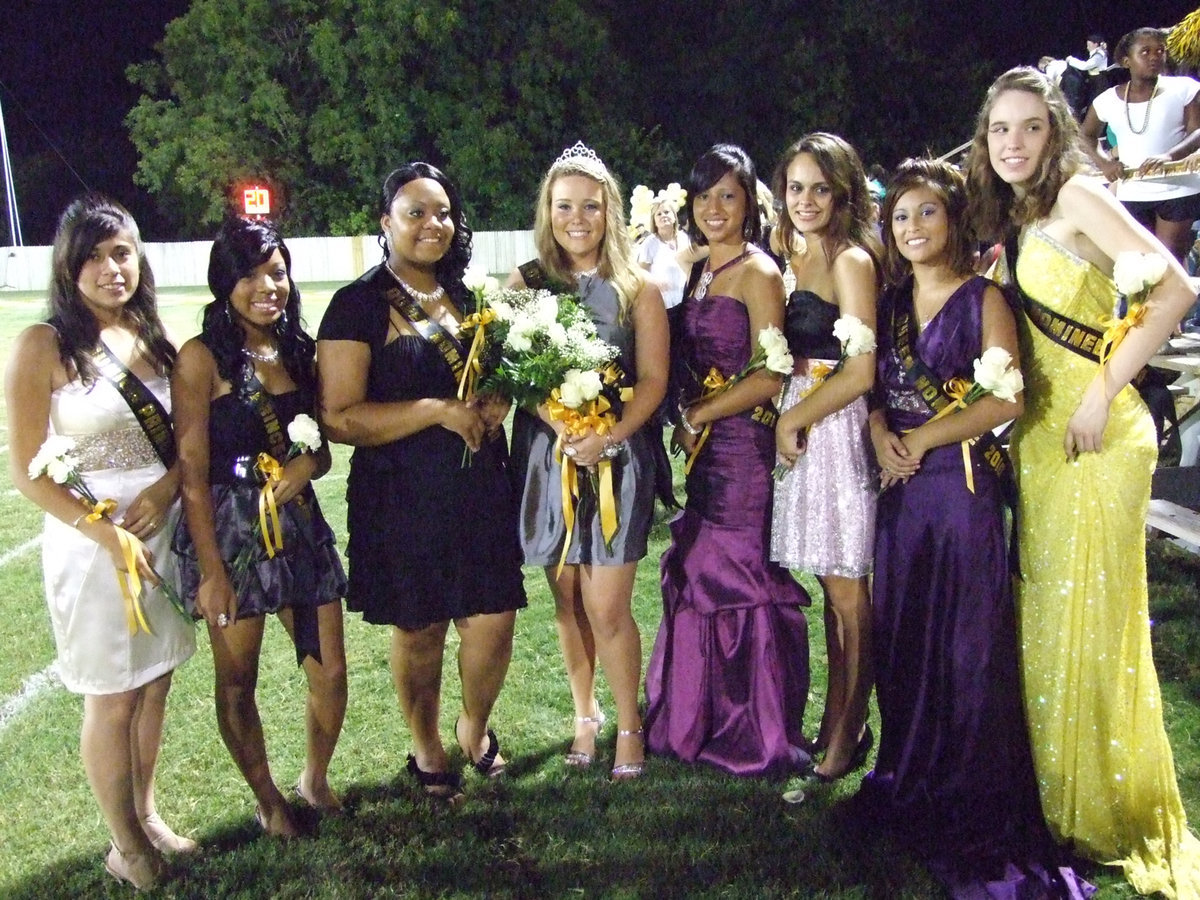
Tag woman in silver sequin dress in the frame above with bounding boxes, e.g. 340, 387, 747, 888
5, 196, 196, 890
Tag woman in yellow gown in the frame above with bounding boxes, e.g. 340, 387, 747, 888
967, 67, 1200, 898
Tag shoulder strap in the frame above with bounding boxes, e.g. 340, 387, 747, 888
94, 343, 177, 467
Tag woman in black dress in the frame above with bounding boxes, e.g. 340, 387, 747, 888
173, 217, 347, 837
317, 163, 526, 801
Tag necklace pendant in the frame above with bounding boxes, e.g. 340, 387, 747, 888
695, 270, 714, 301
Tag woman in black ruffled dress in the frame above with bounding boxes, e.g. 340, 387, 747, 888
173, 217, 347, 836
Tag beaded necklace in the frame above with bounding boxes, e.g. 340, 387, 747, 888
1123, 78, 1158, 136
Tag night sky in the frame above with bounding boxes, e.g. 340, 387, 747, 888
0, 0, 1197, 243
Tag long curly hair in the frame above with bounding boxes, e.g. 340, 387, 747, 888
201, 217, 314, 399
532, 146, 642, 321
772, 132, 880, 269
378, 162, 473, 312
685, 144, 762, 248
47, 194, 174, 384
965, 67, 1084, 242
880, 158, 976, 285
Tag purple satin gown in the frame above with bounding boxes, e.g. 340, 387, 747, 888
861, 276, 1091, 899
644, 289, 811, 777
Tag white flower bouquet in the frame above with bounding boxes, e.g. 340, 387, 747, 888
464, 287, 620, 411
28, 434, 189, 629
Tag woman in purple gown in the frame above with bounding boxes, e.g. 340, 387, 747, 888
644, 144, 811, 777
862, 159, 1089, 898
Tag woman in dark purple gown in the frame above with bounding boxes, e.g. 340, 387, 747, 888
644, 144, 810, 777
862, 159, 1090, 898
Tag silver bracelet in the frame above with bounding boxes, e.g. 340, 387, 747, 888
71, 512, 89, 528
678, 406, 701, 436
602, 434, 625, 459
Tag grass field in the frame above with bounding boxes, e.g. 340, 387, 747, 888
0, 284, 1197, 897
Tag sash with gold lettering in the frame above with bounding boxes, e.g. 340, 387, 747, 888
1004, 233, 1103, 363
384, 284, 468, 385
242, 370, 321, 664
891, 295, 1017, 511
94, 342, 176, 468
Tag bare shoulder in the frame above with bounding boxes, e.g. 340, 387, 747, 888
9, 322, 61, 362
832, 245, 877, 278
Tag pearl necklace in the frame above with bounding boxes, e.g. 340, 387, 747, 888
243, 345, 280, 364
1124, 78, 1157, 136
575, 266, 599, 280
386, 263, 445, 304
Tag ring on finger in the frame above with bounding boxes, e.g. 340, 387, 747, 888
217, 613, 230, 627
564, 445, 576, 457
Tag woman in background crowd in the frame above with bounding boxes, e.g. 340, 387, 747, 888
1082, 27, 1200, 261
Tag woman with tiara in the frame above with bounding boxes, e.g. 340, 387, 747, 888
508, 142, 668, 780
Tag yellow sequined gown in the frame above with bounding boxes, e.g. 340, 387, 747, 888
1011, 226, 1200, 899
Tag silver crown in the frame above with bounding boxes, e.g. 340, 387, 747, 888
554, 141, 605, 168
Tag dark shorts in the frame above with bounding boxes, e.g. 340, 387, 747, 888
1122, 191, 1200, 226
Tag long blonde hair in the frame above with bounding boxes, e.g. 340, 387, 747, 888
533, 150, 642, 320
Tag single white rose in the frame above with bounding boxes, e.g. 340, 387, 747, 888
463, 266, 500, 297
765, 347, 795, 376
757, 324, 789, 358
1112, 251, 1168, 297
287, 414, 323, 453
833, 315, 876, 357
506, 323, 534, 354
973, 346, 1014, 393
992, 367, 1025, 403
46, 458, 73, 484
558, 379, 584, 408
533, 292, 560, 328
488, 299, 514, 322
546, 322, 569, 349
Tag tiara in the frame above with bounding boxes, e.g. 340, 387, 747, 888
554, 141, 605, 168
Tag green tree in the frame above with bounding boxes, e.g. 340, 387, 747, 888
127, 0, 681, 237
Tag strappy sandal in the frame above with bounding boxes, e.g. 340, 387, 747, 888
565, 709, 606, 768
456, 715, 506, 778
406, 754, 465, 804
611, 727, 645, 781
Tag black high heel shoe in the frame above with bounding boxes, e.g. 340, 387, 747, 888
808, 724, 874, 784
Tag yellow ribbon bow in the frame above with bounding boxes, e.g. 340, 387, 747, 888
683, 368, 729, 475
547, 390, 621, 576
457, 308, 495, 400
924, 378, 977, 493
1097, 302, 1147, 366
76, 497, 154, 635
255, 453, 285, 559
85, 498, 118, 523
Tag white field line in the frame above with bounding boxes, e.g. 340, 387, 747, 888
0, 664, 60, 732
0, 537, 37, 568
0, 537, 53, 733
